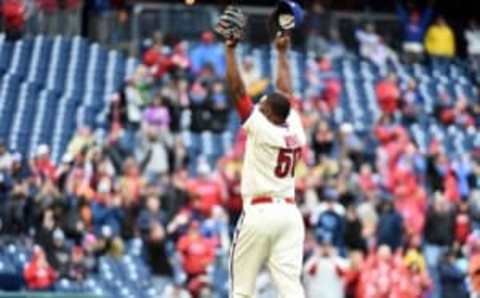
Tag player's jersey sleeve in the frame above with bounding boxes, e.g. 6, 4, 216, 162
235, 95, 253, 123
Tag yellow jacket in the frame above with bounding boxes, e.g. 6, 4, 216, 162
425, 25, 456, 57
404, 249, 427, 272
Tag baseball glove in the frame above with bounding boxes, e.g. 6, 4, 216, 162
214, 6, 247, 41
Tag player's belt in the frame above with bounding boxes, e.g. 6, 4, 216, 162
250, 196, 295, 205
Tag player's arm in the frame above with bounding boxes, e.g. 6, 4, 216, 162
275, 34, 293, 97
225, 40, 253, 121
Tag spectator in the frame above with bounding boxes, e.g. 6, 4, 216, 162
185, 161, 224, 217
404, 235, 426, 262
143, 36, 173, 82
338, 125, 365, 170
465, 20, 480, 82
106, 236, 125, 258
145, 222, 173, 295
136, 123, 173, 183
9, 152, 26, 182
239, 57, 268, 98
0, 140, 12, 170
30, 144, 56, 181
357, 245, 397, 297
160, 78, 190, 134
81, 233, 98, 273
117, 158, 145, 204
342, 251, 363, 298
425, 16, 456, 71
160, 169, 190, 223
396, 0, 434, 63
201, 205, 229, 249
170, 41, 191, 78
88, 0, 114, 44
376, 200, 404, 250
187, 76, 213, 173
36, 0, 59, 35
312, 121, 335, 161
424, 195, 455, 298
66, 126, 95, 158
306, 57, 342, 114
209, 81, 230, 160
376, 73, 400, 116
400, 79, 424, 124
320, 79, 342, 114
327, 29, 347, 59
58, 0, 82, 36
24, 246, 57, 291
454, 201, 471, 245
67, 246, 88, 281
303, 242, 347, 298
310, 190, 345, 248
2, 180, 30, 235
46, 228, 70, 278
239, 57, 259, 90
305, 1, 332, 56
403, 261, 432, 298
2, 0, 25, 40
137, 196, 167, 236
190, 31, 225, 77
356, 163, 379, 197
355, 23, 398, 69
91, 192, 124, 237
343, 205, 367, 252
176, 221, 215, 281
438, 250, 468, 298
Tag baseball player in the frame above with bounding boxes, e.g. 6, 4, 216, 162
215, 6, 306, 298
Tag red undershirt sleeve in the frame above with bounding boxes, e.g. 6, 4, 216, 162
234, 94, 253, 122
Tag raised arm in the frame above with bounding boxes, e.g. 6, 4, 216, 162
275, 34, 293, 96
225, 40, 253, 121
420, 3, 434, 30
395, 1, 408, 25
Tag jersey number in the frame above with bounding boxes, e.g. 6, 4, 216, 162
274, 148, 302, 178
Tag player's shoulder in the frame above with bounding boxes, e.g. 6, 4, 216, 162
287, 107, 303, 126
243, 104, 269, 128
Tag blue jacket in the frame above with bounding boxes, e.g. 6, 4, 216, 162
376, 211, 404, 250
91, 202, 125, 236
396, 4, 433, 43
438, 260, 468, 298
190, 43, 225, 76
314, 209, 345, 248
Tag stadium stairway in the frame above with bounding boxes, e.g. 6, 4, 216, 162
0, 34, 137, 162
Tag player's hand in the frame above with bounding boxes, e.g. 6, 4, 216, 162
275, 33, 291, 53
225, 38, 238, 48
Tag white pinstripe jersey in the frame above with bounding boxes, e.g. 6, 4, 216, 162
241, 105, 306, 202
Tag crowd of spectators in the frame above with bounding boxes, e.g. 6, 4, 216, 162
0, 0, 129, 43
0, 0, 84, 40
0, 1, 480, 298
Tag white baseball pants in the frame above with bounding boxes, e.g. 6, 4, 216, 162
229, 201, 305, 298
